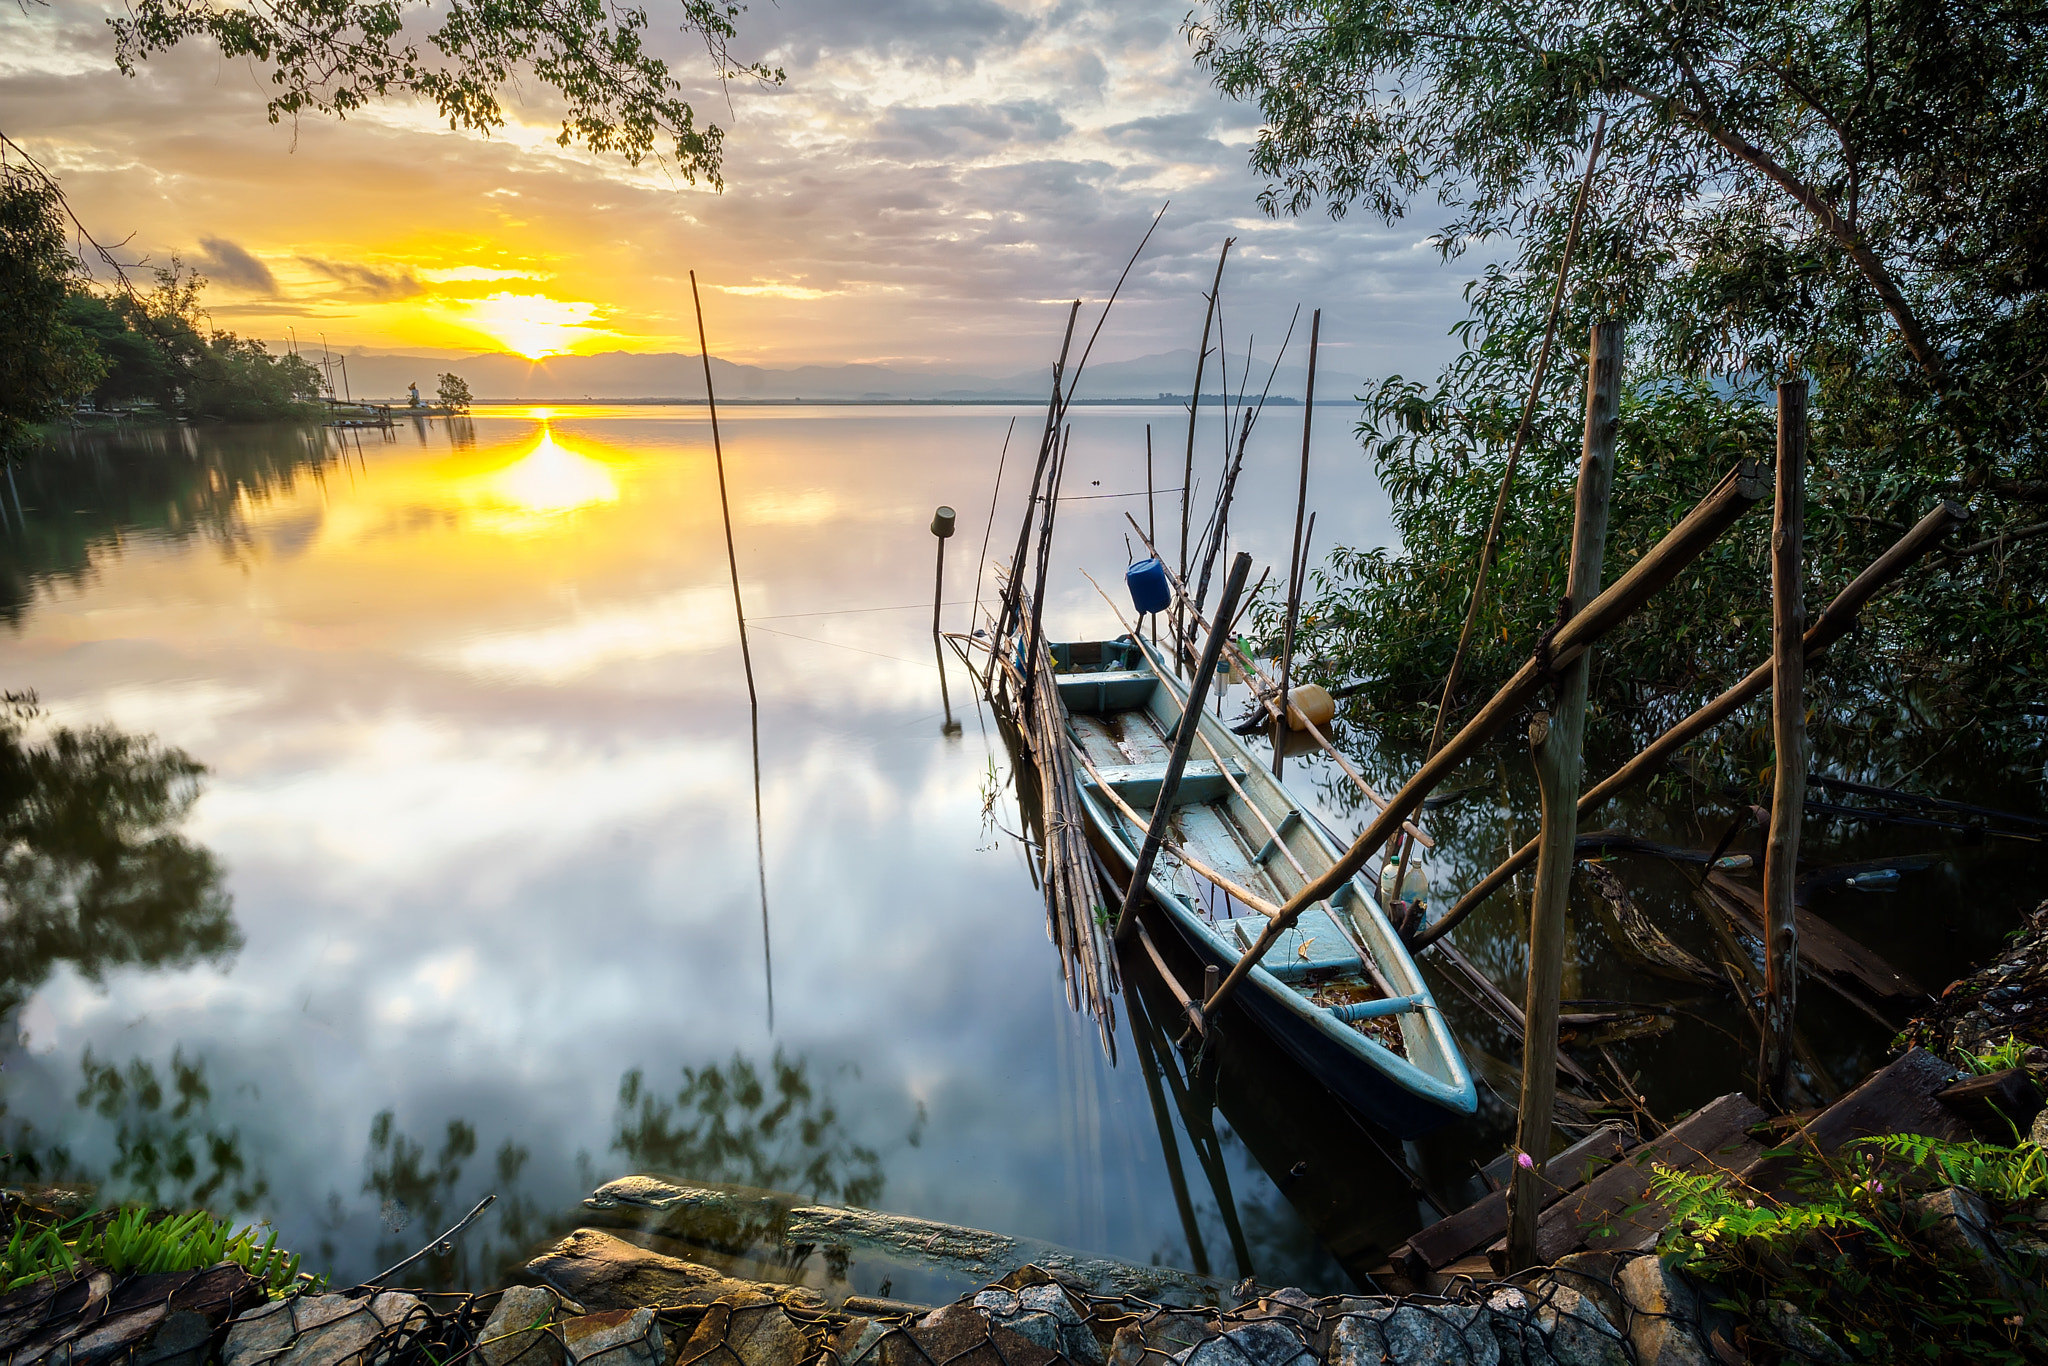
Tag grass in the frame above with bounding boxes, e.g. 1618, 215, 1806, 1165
3, 1202, 320, 1296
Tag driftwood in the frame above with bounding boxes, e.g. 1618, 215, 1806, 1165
1703, 871, 1924, 1008
1397, 1123, 1629, 1277
1577, 860, 1722, 986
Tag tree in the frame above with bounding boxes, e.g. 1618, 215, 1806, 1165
1195, 0, 2048, 769
109, 0, 782, 182
0, 168, 106, 452
436, 373, 474, 412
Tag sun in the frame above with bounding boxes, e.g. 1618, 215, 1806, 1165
460, 293, 609, 359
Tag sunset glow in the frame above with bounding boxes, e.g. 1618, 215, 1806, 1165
452, 294, 612, 359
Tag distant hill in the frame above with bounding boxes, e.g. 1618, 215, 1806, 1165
321, 348, 1364, 405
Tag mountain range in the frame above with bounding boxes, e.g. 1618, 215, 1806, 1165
321, 348, 1367, 404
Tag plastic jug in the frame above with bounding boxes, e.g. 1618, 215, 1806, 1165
1126, 558, 1171, 614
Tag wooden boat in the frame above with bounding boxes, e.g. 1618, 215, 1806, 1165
1053, 634, 1478, 1137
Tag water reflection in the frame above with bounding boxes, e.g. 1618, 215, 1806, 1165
0, 693, 236, 1017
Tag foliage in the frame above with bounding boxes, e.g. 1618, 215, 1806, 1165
108, 0, 781, 180
57, 265, 325, 422
0, 167, 107, 454
1651, 1133, 2048, 1361
612, 1048, 887, 1207
0, 691, 239, 1019
436, 373, 474, 412
1195, 0, 2048, 775
1955, 1035, 2032, 1078
2, 1202, 313, 1296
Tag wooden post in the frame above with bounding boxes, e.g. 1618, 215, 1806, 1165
1761, 379, 1808, 1109
1113, 552, 1254, 946
1415, 498, 1968, 949
1506, 319, 1621, 1271
1276, 309, 1321, 778
931, 506, 955, 638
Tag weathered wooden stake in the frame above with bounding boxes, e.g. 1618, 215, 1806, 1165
1113, 552, 1254, 946
1761, 379, 1808, 1110
1507, 319, 1621, 1271
1276, 309, 1321, 778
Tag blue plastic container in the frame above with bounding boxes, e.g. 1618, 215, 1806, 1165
1126, 557, 1171, 614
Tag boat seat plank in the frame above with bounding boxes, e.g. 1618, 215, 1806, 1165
1081, 760, 1243, 808
1056, 669, 1158, 714
1262, 907, 1366, 980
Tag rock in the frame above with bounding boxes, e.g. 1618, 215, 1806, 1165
132, 1311, 215, 1366
1545, 1252, 1626, 1334
1614, 1255, 1713, 1366
1761, 1301, 1848, 1365
2031, 1108, 2048, 1150
677, 1300, 807, 1366
1500, 1280, 1629, 1366
560, 1309, 663, 1366
833, 1318, 886, 1366
882, 1304, 1058, 1366
222, 1291, 428, 1366
1108, 1324, 1146, 1366
527, 1230, 819, 1314
1328, 1304, 1498, 1366
1141, 1312, 1214, 1357
480, 1287, 562, 1366
1176, 1319, 1314, 1366
1903, 1187, 2033, 1302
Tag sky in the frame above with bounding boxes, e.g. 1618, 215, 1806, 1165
3, 0, 1479, 374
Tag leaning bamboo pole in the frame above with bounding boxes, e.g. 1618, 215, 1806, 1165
1507, 320, 1621, 1271
1412, 497, 1969, 950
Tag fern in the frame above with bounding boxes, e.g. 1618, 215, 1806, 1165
1852, 1133, 2048, 1204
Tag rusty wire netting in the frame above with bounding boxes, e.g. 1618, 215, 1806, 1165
175, 1250, 1711, 1366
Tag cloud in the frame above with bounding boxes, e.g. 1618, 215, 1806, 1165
302, 258, 427, 301
191, 237, 278, 295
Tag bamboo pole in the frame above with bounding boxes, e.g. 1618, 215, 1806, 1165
1506, 320, 1622, 1271
989, 303, 1081, 676
1414, 498, 1968, 948
1113, 553, 1254, 945
1277, 310, 1321, 779
1760, 379, 1808, 1110
1182, 241, 1234, 655
1199, 454, 1769, 1024
691, 271, 773, 1031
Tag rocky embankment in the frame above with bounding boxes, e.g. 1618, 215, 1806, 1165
13, 1217, 2023, 1366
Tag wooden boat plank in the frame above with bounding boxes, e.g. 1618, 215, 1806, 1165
1174, 803, 1283, 907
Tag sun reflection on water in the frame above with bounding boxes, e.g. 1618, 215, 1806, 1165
474, 427, 620, 523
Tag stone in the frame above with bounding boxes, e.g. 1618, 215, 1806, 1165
1499, 1280, 1629, 1366
833, 1318, 886, 1366
1108, 1325, 1146, 1366
1903, 1187, 2034, 1303
527, 1231, 819, 1314
882, 1304, 1057, 1366
223, 1291, 427, 1366
680, 1301, 807, 1366
1545, 1252, 1626, 1334
132, 1311, 215, 1366
1176, 1319, 1313, 1366
480, 1287, 562, 1366
1328, 1304, 1498, 1366
2031, 1108, 2048, 1150
1761, 1301, 1848, 1365
560, 1309, 663, 1366
1614, 1254, 1714, 1366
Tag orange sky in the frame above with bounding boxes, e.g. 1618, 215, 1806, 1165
4, 0, 1468, 373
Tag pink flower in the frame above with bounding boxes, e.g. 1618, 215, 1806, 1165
1516, 1152, 1535, 1170
1870, 1181, 1883, 1195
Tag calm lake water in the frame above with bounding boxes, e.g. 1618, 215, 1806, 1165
3, 405, 2039, 1296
